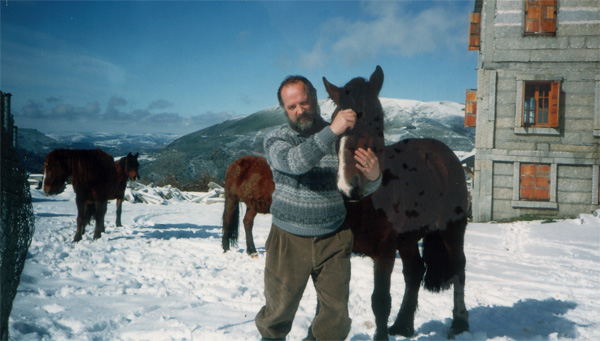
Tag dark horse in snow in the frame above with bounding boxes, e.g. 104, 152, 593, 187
112, 152, 140, 227
43, 148, 119, 242
221, 66, 469, 339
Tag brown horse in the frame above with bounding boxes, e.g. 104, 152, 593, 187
43, 148, 119, 242
222, 155, 274, 256
222, 66, 470, 339
112, 152, 140, 227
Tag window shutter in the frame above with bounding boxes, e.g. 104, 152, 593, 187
548, 81, 560, 127
520, 163, 551, 201
525, 0, 541, 34
540, 0, 557, 34
525, 0, 557, 35
468, 12, 481, 51
465, 89, 477, 127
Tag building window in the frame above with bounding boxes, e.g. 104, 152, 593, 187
468, 12, 481, 51
465, 89, 477, 127
515, 78, 561, 135
520, 163, 551, 201
523, 81, 559, 128
524, 0, 557, 36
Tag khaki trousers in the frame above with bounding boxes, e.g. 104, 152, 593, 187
255, 224, 353, 340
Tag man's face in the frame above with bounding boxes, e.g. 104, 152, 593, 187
280, 82, 316, 132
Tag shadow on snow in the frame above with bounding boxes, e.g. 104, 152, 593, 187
132, 223, 221, 240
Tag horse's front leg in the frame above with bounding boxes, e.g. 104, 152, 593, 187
74, 197, 86, 242
371, 254, 395, 341
389, 239, 425, 338
93, 201, 108, 240
243, 208, 258, 256
115, 197, 123, 227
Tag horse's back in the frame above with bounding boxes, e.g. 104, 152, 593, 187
69, 149, 118, 198
225, 155, 274, 213
373, 138, 468, 233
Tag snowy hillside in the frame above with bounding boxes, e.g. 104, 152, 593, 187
8, 184, 600, 340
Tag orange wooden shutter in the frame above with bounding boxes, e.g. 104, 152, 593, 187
525, 0, 541, 34
525, 0, 557, 35
465, 89, 477, 127
548, 81, 559, 127
540, 0, 557, 34
520, 163, 551, 201
468, 12, 481, 51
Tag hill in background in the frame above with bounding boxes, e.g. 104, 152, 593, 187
140, 98, 475, 189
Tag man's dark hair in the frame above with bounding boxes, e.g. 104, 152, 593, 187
277, 75, 317, 108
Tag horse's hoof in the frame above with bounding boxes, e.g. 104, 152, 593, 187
449, 319, 469, 339
373, 330, 390, 341
73, 235, 82, 242
93, 234, 102, 240
248, 251, 259, 258
389, 322, 414, 338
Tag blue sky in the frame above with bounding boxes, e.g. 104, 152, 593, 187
2, 0, 477, 134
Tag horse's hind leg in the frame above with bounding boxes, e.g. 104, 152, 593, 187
243, 208, 258, 256
93, 201, 108, 240
444, 219, 469, 337
389, 237, 425, 338
115, 197, 123, 227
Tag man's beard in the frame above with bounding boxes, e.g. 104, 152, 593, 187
288, 112, 315, 133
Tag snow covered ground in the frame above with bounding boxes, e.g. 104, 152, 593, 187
9, 184, 600, 340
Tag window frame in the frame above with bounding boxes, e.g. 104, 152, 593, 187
514, 76, 562, 136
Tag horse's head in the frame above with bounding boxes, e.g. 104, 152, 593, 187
124, 152, 140, 181
323, 65, 385, 201
42, 150, 69, 196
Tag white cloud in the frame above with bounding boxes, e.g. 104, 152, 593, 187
299, 1, 466, 68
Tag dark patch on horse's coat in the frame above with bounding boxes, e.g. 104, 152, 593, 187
405, 210, 420, 218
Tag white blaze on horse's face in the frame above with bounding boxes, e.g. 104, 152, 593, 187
337, 136, 353, 198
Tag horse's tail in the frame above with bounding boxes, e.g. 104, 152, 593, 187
422, 217, 467, 292
222, 193, 240, 251
422, 230, 452, 292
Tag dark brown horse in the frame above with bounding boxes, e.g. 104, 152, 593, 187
222, 155, 274, 256
325, 66, 469, 339
43, 148, 119, 242
221, 66, 469, 339
112, 152, 140, 227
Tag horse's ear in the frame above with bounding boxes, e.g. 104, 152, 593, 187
134, 152, 139, 157
127, 152, 132, 156
323, 77, 341, 105
369, 65, 384, 96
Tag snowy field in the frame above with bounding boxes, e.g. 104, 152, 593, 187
9, 185, 600, 340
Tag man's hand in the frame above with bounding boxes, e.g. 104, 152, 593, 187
330, 109, 356, 136
354, 148, 380, 181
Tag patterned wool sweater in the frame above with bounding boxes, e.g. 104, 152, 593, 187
264, 123, 381, 237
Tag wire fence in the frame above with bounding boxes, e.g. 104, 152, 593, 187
1, 91, 35, 340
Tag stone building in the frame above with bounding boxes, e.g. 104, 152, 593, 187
466, 0, 600, 221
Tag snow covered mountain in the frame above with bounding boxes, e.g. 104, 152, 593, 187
16, 129, 180, 173
141, 98, 475, 187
